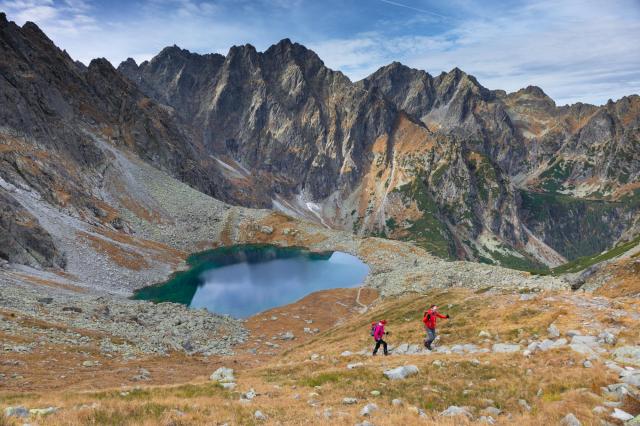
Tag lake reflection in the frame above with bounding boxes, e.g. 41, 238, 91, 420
133, 245, 369, 318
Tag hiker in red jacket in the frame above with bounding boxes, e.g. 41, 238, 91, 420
372, 319, 389, 356
423, 305, 449, 350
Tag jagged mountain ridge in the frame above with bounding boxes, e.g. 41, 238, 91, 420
117, 39, 639, 268
0, 13, 637, 272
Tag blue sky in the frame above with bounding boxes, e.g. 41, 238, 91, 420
2, 0, 639, 105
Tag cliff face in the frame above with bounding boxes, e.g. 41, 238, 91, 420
0, 12, 637, 271
119, 40, 639, 268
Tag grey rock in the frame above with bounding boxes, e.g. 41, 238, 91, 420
383, 365, 419, 380
492, 344, 520, 353
560, 413, 582, 426
611, 408, 633, 421
360, 403, 378, 416
440, 405, 472, 418
613, 346, 640, 366
5, 406, 28, 418
210, 367, 235, 383
518, 399, 531, 411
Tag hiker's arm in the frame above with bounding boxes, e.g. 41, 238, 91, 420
436, 313, 448, 319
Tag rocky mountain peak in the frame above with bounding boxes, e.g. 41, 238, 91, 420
118, 57, 138, 73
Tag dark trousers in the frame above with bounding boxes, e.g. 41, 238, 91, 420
425, 327, 437, 348
373, 338, 388, 355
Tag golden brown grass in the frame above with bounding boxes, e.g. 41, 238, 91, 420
1, 288, 637, 425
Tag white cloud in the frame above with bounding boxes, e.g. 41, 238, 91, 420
1, 0, 97, 36
309, 0, 640, 105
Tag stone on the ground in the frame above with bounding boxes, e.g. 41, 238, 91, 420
342, 397, 358, 405
259, 225, 273, 235
479, 416, 495, 424
392, 398, 403, 406
613, 346, 640, 366
82, 360, 98, 367
341, 351, 353, 357
280, 331, 295, 340
440, 406, 473, 418
370, 390, 381, 396
479, 330, 491, 338
571, 335, 598, 346
210, 367, 235, 383
254, 410, 267, 421
622, 372, 640, 387
360, 403, 378, 416
221, 383, 236, 390
482, 407, 501, 417
347, 362, 364, 369
627, 414, 640, 425
383, 365, 419, 380
242, 389, 257, 401
492, 344, 520, 353
569, 343, 597, 356
355, 421, 374, 426
5, 406, 28, 418
583, 360, 593, 368
560, 413, 582, 426
432, 360, 444, 367
548, 324, 560, 338
518, 399, 531, 411
132, 367, 151, 381
598, 331, 617, 345
611, 408, 634, 421
29, 407, 58, 416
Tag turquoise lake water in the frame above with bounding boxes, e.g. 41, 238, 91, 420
133, 244, 369, 318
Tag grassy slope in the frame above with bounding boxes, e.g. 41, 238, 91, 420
3, 288, 639, 425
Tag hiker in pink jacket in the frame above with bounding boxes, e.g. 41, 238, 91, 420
372, 319, 389, 356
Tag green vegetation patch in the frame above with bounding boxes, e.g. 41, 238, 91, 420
394, 176, 456, 259
537, 158, 574, 192
520, 190, 639, 261
551, 234, 640, 275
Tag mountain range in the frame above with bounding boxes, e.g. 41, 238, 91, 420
1, 12, 638, 273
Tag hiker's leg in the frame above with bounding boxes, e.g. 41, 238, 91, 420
381, 339, 388, 355
426, 328, 436, 349
373, 340, 381, 355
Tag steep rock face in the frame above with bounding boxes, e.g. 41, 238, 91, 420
0, 187, 64, 268
358, 62, 639, 265
0, 14, 231, 269
0, 12, 637, 272
121, 39, 399, 204
119, 41, 555, 266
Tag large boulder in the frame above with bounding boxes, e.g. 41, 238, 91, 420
383, 365, 419, 380
210, 367, 235, 383
560, 413, 581, 426
492, 344, 521, 353
613, 346, 640, 366
440, 406, 473, 418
